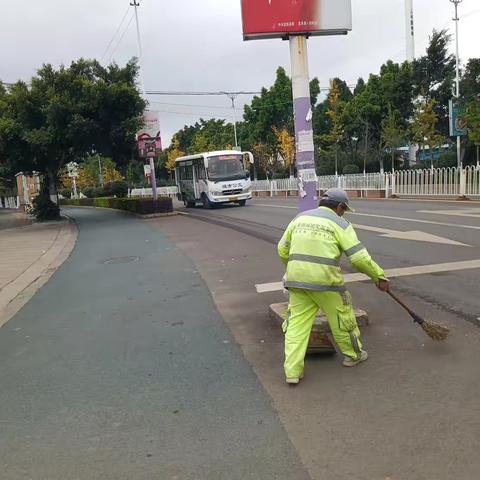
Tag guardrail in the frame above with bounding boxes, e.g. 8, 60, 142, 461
128, 167, 480, 200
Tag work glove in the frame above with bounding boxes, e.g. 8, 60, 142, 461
377, 279, 390, 292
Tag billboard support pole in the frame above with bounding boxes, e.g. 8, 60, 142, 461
289, 35, 318, 212
149, 157, 158, 200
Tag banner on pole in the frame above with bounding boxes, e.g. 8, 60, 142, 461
449, 100, 468, 137
241, 0, 352, 40
137, 111, 162, 158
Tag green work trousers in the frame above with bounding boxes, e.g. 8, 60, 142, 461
283, 288, 363, 380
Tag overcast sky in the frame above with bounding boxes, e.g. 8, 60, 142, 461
1, 0, 479, 147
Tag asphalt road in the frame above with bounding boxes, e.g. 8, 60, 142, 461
158, 197, 480, 480
0, 207, 310, 480
178, 197, 480, 324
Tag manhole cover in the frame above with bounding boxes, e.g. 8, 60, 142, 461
103, 256, 140, 265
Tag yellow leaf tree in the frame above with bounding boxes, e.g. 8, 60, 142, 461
166, 136, 185, 172
273, 127, 295, 177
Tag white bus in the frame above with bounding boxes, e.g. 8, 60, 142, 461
175, 150, 254, 208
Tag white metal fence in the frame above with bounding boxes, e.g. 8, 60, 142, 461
0, 196, 19, 209
392, 166, 480, 197
129, 186, 179, 197
128, 167, 480, 200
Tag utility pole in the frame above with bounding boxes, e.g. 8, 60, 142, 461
131, 0, 146, 95
405, 0, 417, 166
405, 0, 415, 61
450, 0, 463, 169
131, 0, 157, 200
226, 93, 239, 149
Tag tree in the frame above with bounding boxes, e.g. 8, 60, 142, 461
460, 59, 480, 103
0, 59, 145, 199
61, 156, 123, 191
243, 67, 320, 153
325, 80, 346, 175
273, 127, 295, 177
381, 105, 406, 171
465, 100, 480, 165
411, 98, 446, 168
166, 136, 184, 172
412, 30, 455, 136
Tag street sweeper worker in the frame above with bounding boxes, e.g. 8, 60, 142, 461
278, 188, 389, 384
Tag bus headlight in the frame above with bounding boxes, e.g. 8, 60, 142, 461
211, 191, 222, 196
243, 186, 252, 192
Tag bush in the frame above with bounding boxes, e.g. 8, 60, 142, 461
82, 187, 96, 198
342, 164, 360, 175
59, 188, 71, 199
32, 192, 61, 221
60, 196, 173, 215
103, 180, 128, 198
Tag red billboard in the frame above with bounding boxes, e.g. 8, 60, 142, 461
241, 0, 352, 40
136, 111, 162, 159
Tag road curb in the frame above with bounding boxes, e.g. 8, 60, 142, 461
0, 219, 78, 328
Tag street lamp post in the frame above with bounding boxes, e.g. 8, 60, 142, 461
450, 0, 463, 169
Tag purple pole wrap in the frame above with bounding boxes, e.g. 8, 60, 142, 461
289, 36, 318, 212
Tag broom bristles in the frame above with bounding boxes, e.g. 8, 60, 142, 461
420, 320, 450, 341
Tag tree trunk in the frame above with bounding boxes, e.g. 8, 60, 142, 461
46, 168, 58, 204
391, 150, 395, 173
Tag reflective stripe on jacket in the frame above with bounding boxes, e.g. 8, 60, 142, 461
278, 207, 386, 291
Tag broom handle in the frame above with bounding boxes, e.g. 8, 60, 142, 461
387, 290, 417, 318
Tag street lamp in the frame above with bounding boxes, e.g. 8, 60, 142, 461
450, 0, 463, 169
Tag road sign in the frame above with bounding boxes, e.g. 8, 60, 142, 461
241, 0, 352, 40
66, 162, 79, 178
449, 99, 468, 137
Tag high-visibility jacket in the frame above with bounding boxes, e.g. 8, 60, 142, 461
278, 207, 386, 292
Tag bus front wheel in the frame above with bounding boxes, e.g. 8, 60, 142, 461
202, 194, 213, 209
238, 200, 247, 207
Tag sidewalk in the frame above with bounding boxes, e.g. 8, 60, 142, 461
0, 213, 77, 327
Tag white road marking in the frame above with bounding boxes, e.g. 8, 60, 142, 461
418, 208, 480, 218
251, 203, 480, 231
352, 224, 469, 246
255, 258, 480, 293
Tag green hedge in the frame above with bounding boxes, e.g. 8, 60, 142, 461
61, 196, 173, 215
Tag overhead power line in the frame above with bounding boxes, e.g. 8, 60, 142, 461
100, 5, 131, 63
146, 91, 261, 96
108, 12, 135, 63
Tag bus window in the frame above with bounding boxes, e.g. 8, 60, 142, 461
207, 154, 245, 181
197, 166, 206, 180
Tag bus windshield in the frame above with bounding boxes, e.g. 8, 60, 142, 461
207, 154, 245, 181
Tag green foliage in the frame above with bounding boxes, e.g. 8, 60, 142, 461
58, 188, 71, 199
0, 59, 145, 197
342, 164, 360, 174
105, 180, 128, 198
465, 100, 480, 146
61, 196, 173, 215
412, 30, 455, 135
